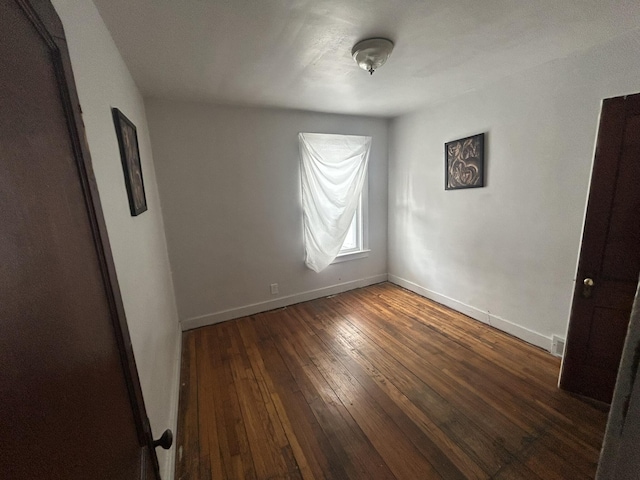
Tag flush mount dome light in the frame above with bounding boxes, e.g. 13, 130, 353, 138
351, 38, 394, 75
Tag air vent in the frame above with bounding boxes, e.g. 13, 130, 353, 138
552, 335, 566, 357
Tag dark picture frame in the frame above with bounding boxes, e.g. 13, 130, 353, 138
112, 108, 147, 215
445, 132, 485, 190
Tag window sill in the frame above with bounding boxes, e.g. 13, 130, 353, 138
332, 249, 371, 264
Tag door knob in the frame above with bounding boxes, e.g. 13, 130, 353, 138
153, 429, 173, 450
582, 278, 594, 298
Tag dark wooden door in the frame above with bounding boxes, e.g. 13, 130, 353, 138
0, 1, 159, 478
560, 93, 640, 404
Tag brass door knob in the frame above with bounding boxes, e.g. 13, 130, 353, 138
584, 278, 594, 287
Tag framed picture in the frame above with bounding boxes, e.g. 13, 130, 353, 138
112, 108, 147, 216
445, 132, 485, 190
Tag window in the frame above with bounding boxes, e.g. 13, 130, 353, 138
335, 190, 369, 261
340, 204, 360, 254
299, 133, 372, 272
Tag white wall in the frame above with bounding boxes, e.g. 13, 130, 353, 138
146, 100, 388, 329
388, 28, 640, 351
51, 1, 181, 477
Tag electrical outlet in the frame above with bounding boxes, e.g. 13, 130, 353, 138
552, 335, 565, 357
270, 283, 279, 295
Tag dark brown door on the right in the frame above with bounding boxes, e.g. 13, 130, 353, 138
560, 93, 640, 404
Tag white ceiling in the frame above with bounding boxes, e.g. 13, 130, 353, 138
93, 0, 640, 118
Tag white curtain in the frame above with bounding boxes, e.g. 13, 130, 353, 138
299, 132, 372, 272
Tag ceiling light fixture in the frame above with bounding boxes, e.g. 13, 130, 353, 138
351, 38, 394, 75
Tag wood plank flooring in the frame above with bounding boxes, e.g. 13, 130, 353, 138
175, 282, 608, 479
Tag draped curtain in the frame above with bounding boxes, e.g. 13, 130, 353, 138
299, 132, 372, 272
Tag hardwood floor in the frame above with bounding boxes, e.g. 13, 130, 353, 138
175, 282, 608, 479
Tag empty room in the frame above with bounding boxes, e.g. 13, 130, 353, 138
2, 0, 640, 479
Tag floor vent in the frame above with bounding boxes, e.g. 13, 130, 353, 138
552, 335, 565, 357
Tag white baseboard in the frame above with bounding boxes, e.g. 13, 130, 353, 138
388, 275, 491, 325
487, 313, 552, 352
180, 273, 553, 352
388, 275, 553, 352
162, 327, 182, 480
180, 274, 389, 331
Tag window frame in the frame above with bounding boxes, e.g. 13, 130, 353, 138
333, 179, 370, 263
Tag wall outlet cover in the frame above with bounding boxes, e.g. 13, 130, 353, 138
552, 335, 565, 357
